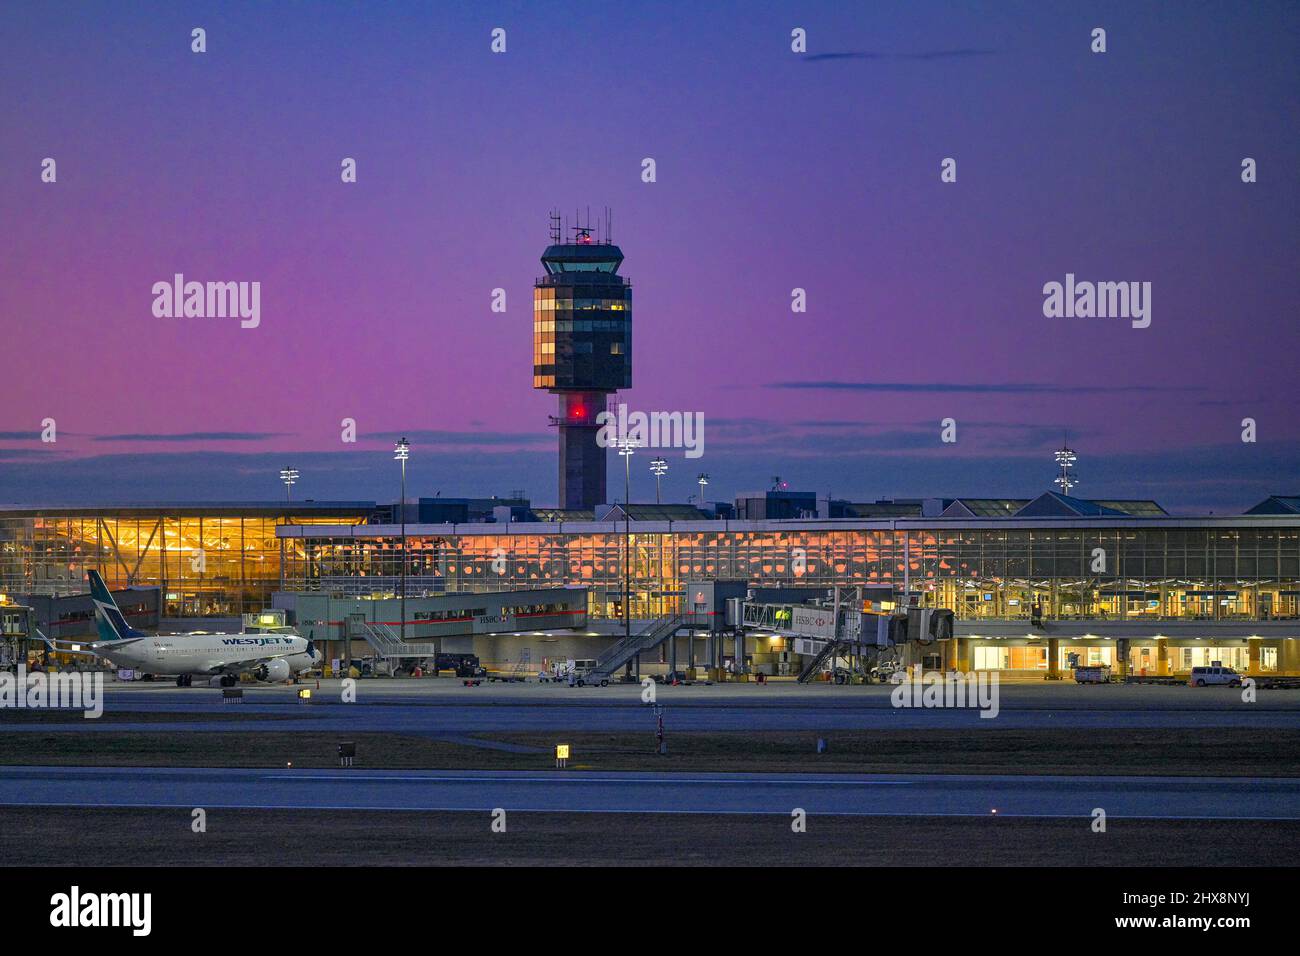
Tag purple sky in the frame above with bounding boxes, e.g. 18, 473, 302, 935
1, 1, 1297, 512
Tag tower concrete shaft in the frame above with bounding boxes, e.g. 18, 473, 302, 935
555, 392, 609, 510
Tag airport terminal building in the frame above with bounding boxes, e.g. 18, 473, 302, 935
275, 493, 1300, 676
4, 492, 1299, 676
0, 501, 374, 618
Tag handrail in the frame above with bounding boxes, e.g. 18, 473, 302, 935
590, 614, 684, 677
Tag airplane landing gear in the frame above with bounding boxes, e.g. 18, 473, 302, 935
175, 674, 194, 687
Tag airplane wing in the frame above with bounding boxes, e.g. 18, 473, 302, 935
201, 654, 298, 676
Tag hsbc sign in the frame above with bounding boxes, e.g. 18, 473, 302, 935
791, 607, 838, 639
473, 613, 517, 633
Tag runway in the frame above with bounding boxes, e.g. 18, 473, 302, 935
6, 679, 1299, 733
2, 765, 1297, 819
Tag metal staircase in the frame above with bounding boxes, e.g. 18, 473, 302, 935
356, 622, 428, 661
589, 614, 685, 680
797, 640, 842, 683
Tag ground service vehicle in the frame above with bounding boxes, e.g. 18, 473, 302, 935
571, 659, 609, 686
870, 662, 907, 684
1074, 664, 1112, 684
1188, 665, 1243, 687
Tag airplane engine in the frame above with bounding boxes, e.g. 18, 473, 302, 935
256, 658, 292, 683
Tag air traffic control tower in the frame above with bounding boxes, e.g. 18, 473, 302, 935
533, 210, 632, 509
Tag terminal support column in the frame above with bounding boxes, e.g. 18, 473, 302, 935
1248, 640, 1260, 675
1157, 640, 1169, 676
1116, 638, 1129, 679
1047, 638, 1060, 679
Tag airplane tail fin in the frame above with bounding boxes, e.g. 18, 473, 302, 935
87, 570, 146, 642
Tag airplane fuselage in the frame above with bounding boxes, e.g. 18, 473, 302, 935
101, 633, 309, 678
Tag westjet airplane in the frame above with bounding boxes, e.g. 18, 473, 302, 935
46, 571, 316, 687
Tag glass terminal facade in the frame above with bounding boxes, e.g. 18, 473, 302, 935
4, 506, 1298, 673
279, 520, 1300, 624
0, 504, 371, 618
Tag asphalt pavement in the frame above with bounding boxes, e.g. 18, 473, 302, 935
5, 678, 1298, 733
1, 764, 1295, 819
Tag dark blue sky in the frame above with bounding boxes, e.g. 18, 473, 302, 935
1, 1, 1297, 512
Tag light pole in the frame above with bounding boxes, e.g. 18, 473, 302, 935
690, 473, 710, 671
617, 438, 641, 660
1054, 441, 1078, 496
279, 467, 298, 506
278, 467, 297, 594
650, 457, 667, 504
394, 437, 410, 646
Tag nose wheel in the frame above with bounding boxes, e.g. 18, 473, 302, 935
174, 674, 193, 687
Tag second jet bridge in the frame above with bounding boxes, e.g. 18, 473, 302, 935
737, 597, 956, 682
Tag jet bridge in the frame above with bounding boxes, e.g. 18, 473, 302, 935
738, 597, 956, 681
1, 603, 38, 668
738, 595, 882, 682
740, 600, 868, 644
